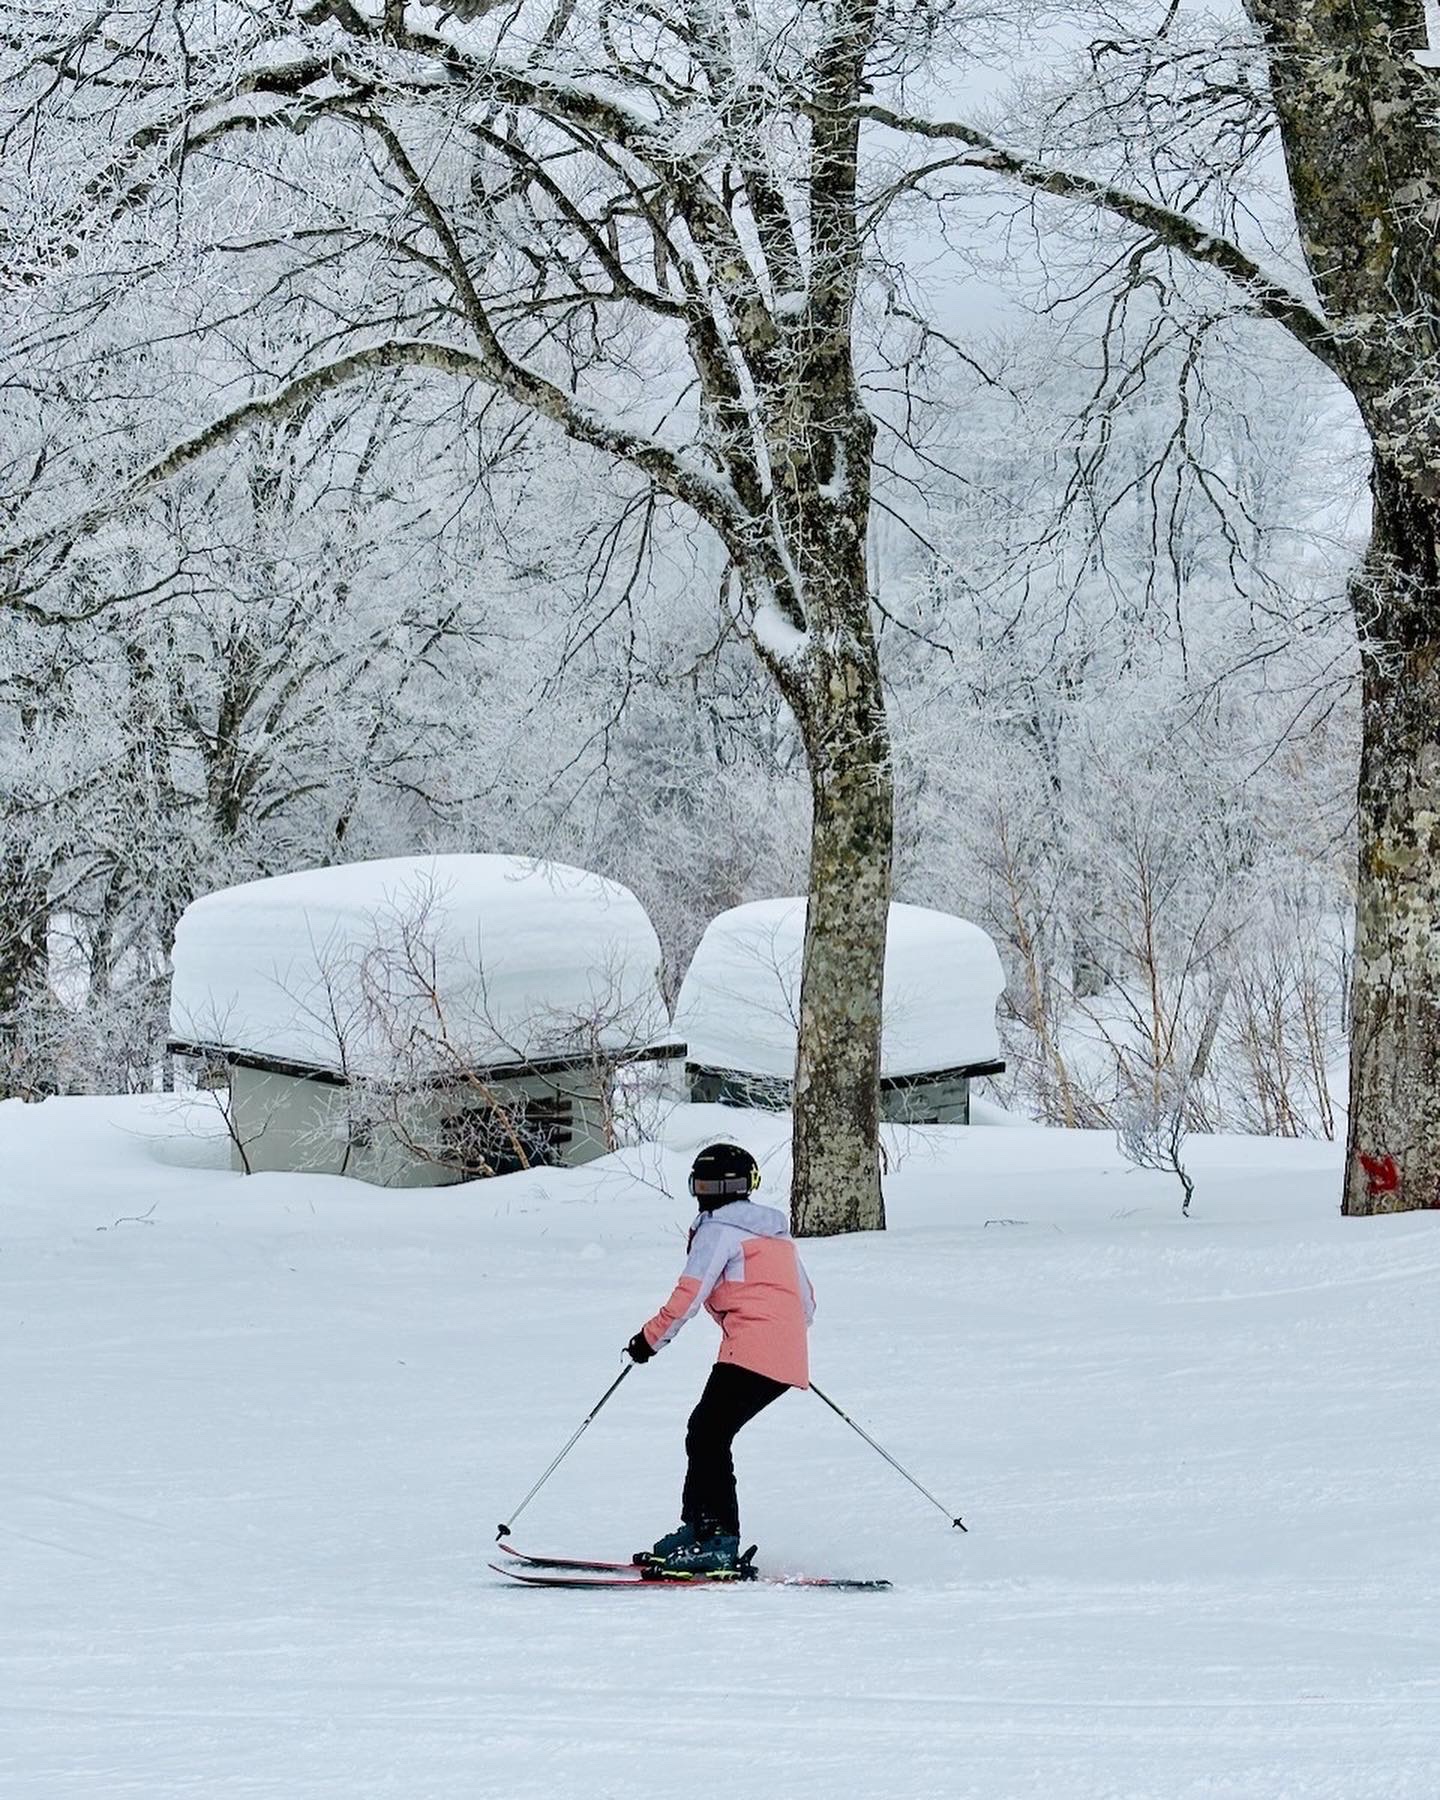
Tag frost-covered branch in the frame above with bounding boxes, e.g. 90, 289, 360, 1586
853, 102, 1336, 370
1, 338, 749, 608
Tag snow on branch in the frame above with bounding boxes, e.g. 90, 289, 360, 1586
0, 340, 745, 610
853, 102, 1337, 373
750, 591, 810, 667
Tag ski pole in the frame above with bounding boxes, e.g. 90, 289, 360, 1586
496, 1363, 633, 1540
810, 1381, 967, 1531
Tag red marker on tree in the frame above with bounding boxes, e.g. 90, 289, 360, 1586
1357, 1153, 1401, 1199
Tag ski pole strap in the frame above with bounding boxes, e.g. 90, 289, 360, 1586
497, 1363, 633, 1539
809, 1381, 967, 1531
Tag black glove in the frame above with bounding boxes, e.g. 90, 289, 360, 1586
625, 1331, 655, 1364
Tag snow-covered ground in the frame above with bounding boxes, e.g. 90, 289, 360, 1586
3, 1096, 1437, 1799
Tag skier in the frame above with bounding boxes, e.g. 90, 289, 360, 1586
624, 1141, 815, 1576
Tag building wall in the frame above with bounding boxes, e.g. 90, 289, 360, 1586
226, 1063, 616, 1186
687, 1067, 792, 1113
881, 1076, 971, 1127
687, 1064, 971, 1126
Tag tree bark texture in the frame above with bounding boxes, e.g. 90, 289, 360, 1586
757, 0, 891, 1236
1343, 470, 1440, 1213
780, 536, 892, 1237
0, 848, 50, 1098
789, 677, 892, 1236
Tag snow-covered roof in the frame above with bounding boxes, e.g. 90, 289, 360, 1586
169, 855, 668, 1078
674, 897, 1005, 1081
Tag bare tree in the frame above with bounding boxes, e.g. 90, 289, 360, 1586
885, 316, 1354, 1141
1115, 1064, 1196, 1217
355, 896, 667, 1176
842, 7, 1440, 1211
7, 1, 1401, 1222
0, 1, 958, 1233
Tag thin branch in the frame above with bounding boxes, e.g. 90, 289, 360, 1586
1, 339, 745, 609
854, 101, 1337, 371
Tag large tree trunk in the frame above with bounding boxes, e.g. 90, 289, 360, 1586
1343, 462, 1440, 1214
789, 618, 893, 1237
760, 475, 893, 1237
772, 0, 891, 1236
0, 847, 51, 1099
1238, 2, 1440, 1212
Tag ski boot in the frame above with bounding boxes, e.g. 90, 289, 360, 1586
634, 1522, 698, 1566
635, 1525, 750, 1580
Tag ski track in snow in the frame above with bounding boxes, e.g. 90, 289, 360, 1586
2, 1095, 1438, 1799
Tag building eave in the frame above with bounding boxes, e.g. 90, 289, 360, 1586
685, 1056, 1006, 1089
169, 1038, 688, 1090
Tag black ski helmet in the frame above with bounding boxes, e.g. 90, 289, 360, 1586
688, 1142, 761, 1208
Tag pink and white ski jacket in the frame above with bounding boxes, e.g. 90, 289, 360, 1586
641, 1200, 815, 1389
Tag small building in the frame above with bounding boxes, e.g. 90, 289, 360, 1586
674, 897, 1006, 1124
168, 855, 679, 1184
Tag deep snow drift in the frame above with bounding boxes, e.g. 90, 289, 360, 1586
169, 855, 669, 1073
3, 1095, 1438, 1799
673, 896, 1005, 1077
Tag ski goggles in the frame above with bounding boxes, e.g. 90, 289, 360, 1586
689, 1172, 760, 1198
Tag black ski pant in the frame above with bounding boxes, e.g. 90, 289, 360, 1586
681, 1361, 789, 1539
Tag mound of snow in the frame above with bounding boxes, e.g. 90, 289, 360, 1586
170, 855, 668, 1076
674, 896, 1005, 1079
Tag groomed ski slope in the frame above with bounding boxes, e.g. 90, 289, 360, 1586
3, 1096, 1437, 1800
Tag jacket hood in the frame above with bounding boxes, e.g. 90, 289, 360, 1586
695, 1199, 792, 1239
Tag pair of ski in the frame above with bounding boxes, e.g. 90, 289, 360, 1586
490, 1538, 891, 1591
